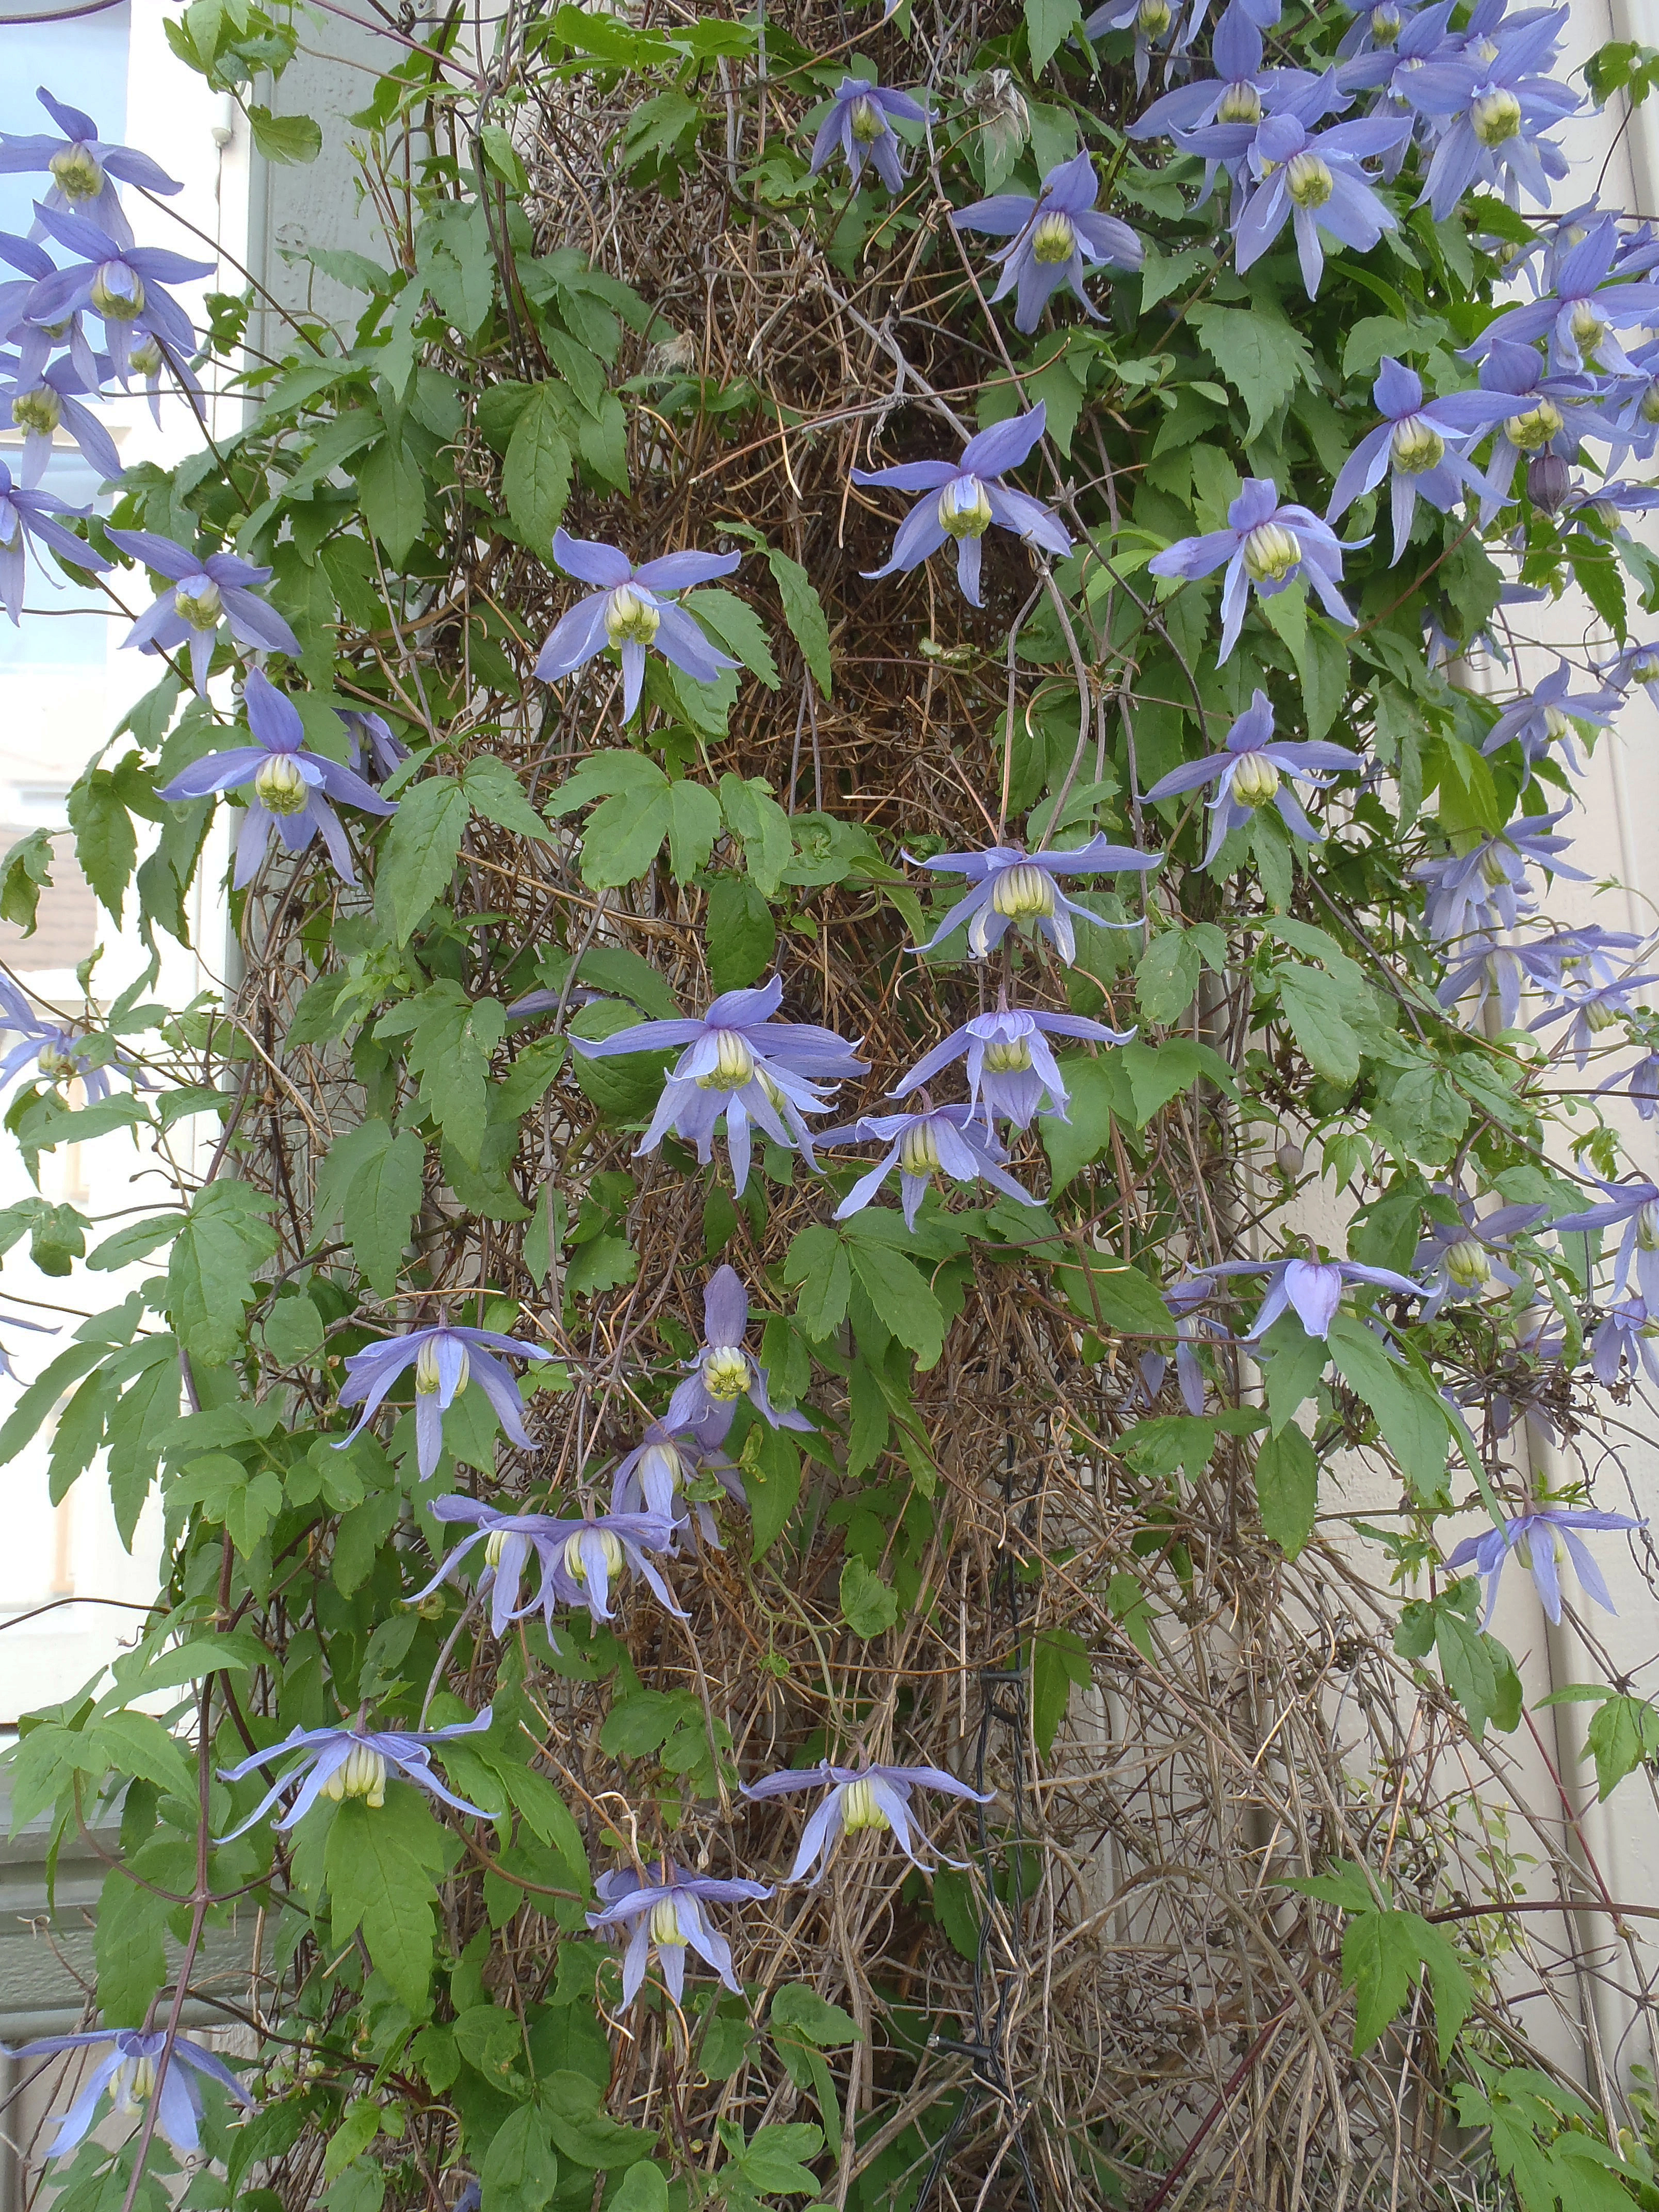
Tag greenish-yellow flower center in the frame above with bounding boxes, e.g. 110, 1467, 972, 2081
484, 1528, 508, 1567
841, 1778, 889, 1833
1506, 398, 1563, 452
1542, 705, 1573, 746
254, 755, 309, 818
1444, 1238, 1491, 1289
1631, 650, 1659, 684
1216, 80, 1263, 124
1584, 998, 1621, 1034
115, 2057, 157, 2113
1286, 151, 1333, 208
1031, 213, 1076, 265
49, 144, 104, 202
1640, 379, 1659, 427
848, 95, 886, 144
605, 584, 660, 647
321, 1743, 387, 1807
1391, 417, 1446, 475
899, 1120, 942, 1178
1569, 302, 1609, 362
991, 862, 1054, 921
174, 576, 223, 630
129, 336, 164, 379
1137, 0, 1171, 34
1471, 88, 1521, 147
1231, 751, 1281, 809
91, 261, 144, 322
36, 1043, 76, 1080
982, 1036, 1033, 1073
11, 386, 61, 437
649, 1898, 686, 1946
938, 477, 993, 540
1640, 1202, 1659, 1253
702, 1346, 751, 1400
1370, 3, 1402, 41
696, 1029, 756, 1092
1243, 521, 1301, 583
564, 1529, 625, 1584
415, 1337, 467, 1395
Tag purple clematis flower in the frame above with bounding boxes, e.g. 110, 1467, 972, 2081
951, 153, 1142, 335
1196, 1254, 1422, 1339
1081, 0, 1178, 93
0, 456, 110, 624
1562, 480, 1659, 537
1413, 808, 1587, 943
570, 975, 866, 1195
588, 1861, 772, 2007
1180, 106, 1409, 294
5, 2030, 252, 2160
26, 204, 209, 382
824, 1103, 1039, 1226
1337, 0, 1429, 57
410, 1494, 685, 1634
666, 1266, 812, 1434
1402, 8, 1578, 219
334, 1316, 555, 1481
340, 707, 409, 784
1412, 1192, 1546, 1321
1591, 1295, 1659, 1390
217, 1707, 495, 1839
0, 973, 131, 1101
611, 1404, 746, 1546
1127, 1276, 1218, 1417
1436, 925, 1641, 1032
1551, 1177, 1659, 1305
1468, 216, 1659, 376
1446, 1505, 1642, 1628
741, 1759, 995, 1885
0, 230, 100, 388
1327, 359, 1512, 559
1148, 478, 1360, 663
0, 89, 183, 251
1143, 689, 1361, 864
888, 1004, 1133, 1130
1601, 637, 1659, 707
157, 670, 396, 891
1530, 972, 1658, 1071
533, 528, 739, 722
1473, 339, 1602, 522
1596, 1047, 1659, 1123
909, 834, 1162, 964
1130, 4, 1320, 150
1480, 658, 1621, 771
0, 350, 120, 487
851, 403, 1071, 608
107, 527, 300, 693
808, 76, 931, 193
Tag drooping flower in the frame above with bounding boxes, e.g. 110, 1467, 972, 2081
823, 1104, 1040, 1227
1178, 107, 1410, 294
1142, 689, 1361, 864
334, 1316, 555, 1481
587, 1861, 772, 2007
409, 1495, 686, 1634
1599, 638, 1659, 708
1445, 1506, 1642, 1628
741, 1760, 995, 1885
0, 973, 132, 1101
1595, 1047, 1659, 1123
610, 1404, 747, 1546
850, 404, 1072, 608
1412, 1192, 1547, 1321
1401, 8, 1578, 219
1129, 3, 1322, 165
907, 835, 1162, 964
0, 1307, 54, 1384
533, 528, 740, 722
1561, 479, 1659, 536
156, 670, 397, 891
1081, 0, 1179, 93
1194, 1254, 1422, 1339
1436, 925, 1642, 1032
887, 1004, 1133, 1130
1473, 338, 1602, 521
0, 229, 100, 387
107, 527, 301, 693
25, 204, 210, 382
1550, 1176, 1659, 1305
1467, 216, 1659, 375
1590, 1295, 1659, 1390
4, 2030, 253, 2159
1479, 657, 1621, 772
1337, 0, 1429, 58
1530, 972, 1658, 1071
0, 456, 111, 624
808, 76, 931, 193
1147, 478, 1360, 663
216, 1709, 495, 1839
1412, 809, 1587, 943
0, 89, 183, 250
950, 153, 1142, 334
1326, 358, 1512, 558
0, 350, 121, 487
340, 707, 409, 784
665, 1266, 812, 1433
568, 975, 867, 1195
1126, 1276, 1219, 1417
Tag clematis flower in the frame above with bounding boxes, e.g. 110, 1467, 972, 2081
1436, 926, 1641, 1033
334, 1316, 555, 1481
4, 2030, 253, 2159
0, 89, 183, 250
533, 528, 739, 721
0, 1307, 54, 1384
0, 350, 121, 487
0, 973, 133, 1101
26, 204, 209, 382
1081, 0, 1179, 93
107, 527, 301, 693
1590, 1295, 1659, 1390
1467, 217, 1658, 375
340, 707, 409, 783
1473, 339, 1602, 521
0, 456, 110, 624
951, 153, 1142, 334
1130, 3, 1322, 156
217, 1709, 495, 1839
1178, 106, 1410, 294
1412, 809, 1587, 943
1127, 1276, 1219, 1417
1401, 9, 1579, 219
1446, 1505, 1642, 1628
1194, 1254, 1421, 1339
1412, 1193, 1547, 1321
1530, 973, 1658, 1071
1599, 638, 1659, 709
568, 974, 867, 1195
1148, 478, 1360, 664
665, 1266, 811, 1433
156, 669, 396, 891
1143, 689, 1361, 864
1550, 1176, 1659, 1305
610, 1404, 747, 1546
0, 229, 100, 387
823, 1104, 1039, 1227
850, 403, 1072, 608
808, 76, 931, 193
587, 1861, 772, 2007
1562, 479, 1659, 536
741, 1760, 995, 1885
410, 1494, 685, 1633
887, 1004, 1133, 1130
1326, 359, 1511, 559
908, 835, 1161, 964
1479, 657, 1620, 771
1337, 0, 1429, 57
1596, 1048, 1659, 1122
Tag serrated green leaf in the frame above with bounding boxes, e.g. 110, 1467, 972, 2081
505, 384, 573, 549
167, 1181, 278, 1367
375, 776, 469, 944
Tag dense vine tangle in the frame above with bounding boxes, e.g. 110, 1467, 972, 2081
4, 2, 1659, 2207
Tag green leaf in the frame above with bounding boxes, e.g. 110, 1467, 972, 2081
357, 436, 429, 565
482, 2103, 559, 2212
68, 767, 140, 924
1327, 1313, 1451, 1500
1024, 0, 1083, 72
718, 773, 793, 896
684, 588, 778, 690
375, 776, 469, 944
94, 1865, 169, 2024
314, 1120, 426, 1295
786, 1225, 852, 1342
1585, 1694, 1659, 1800
1117, 1037, 1238, 1126
327, 1797, 437, 2012
706, 875, 776, 994
839, 1556, 899, 1639
465, 756, 550, 840
770, 1986, 860, 2046
247, 104, 322, 162
1343, 1909, 1470, 2064
1033, 1627, 1091, 1756
845, 1236, 945, 1367
1039, 1054, 1119, 1189
0, 827, 54, 935
1136, 929, 1200, 1024
1260, 1313, 1329, 1430
323, 2102, 383, 2184
1189, 303, 1315, 441
479, 122, 529, 191
540, 2073, 658, 2169
1274, 963, 1361, 1085
748, 1425, 801, 1561
608, 2168, 669, 2212
764, 546, 832, 694
1254, 1423, 1317, 1558
167, 1181, 278, 1367
505, 384, 574, 549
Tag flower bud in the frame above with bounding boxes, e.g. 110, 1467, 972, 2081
1275, 1140, 1305, 1178
1030, 212, 1077, 266
1505, 398, 1563, 452
321, 1742, 388, 1807
564, 1528, 625, 1584
1243, 521, 1302, 583
415, 1335, 467, 1396
1471, 87, 1521, 145
604, 584, 660, 647
649, 1897, 687, 1947
1630, 649, 1659, 685
938, 476, 994, 540
1391, 416, 1446, 475
841, 1777, 890, 1832
1286, 151, 1333, 209
254, 754, 310, 818
173, 574, 223, 630
1216, 79, 1263, 124
90, 261, 144, 322
848, 95, 887, 144
1230, 750, 1281, 809
1444, 1236, 1492, 1290
982, 1035, 1033, 1073
1526, 453, 1570, 512
11, 386, 61, 437
1369, 3, 1402, 40
1640, 379, 1659, 426
991, 861, 1056, 921
36, 1043, 77, 1080
50, 144, 105, 202
1137, 0, 1171, 34
899, 1119, 944, 1178
1640, 1201, 1659, 1253
702, 1345, 752, 1400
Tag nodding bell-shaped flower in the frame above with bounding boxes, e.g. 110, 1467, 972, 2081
409, 1496, 682, 1640
740, 1759, 995, 1885
0, 457, 111, 626
951, 152, 1141, 334
888, 1002, 1135, 1132
906, 835, 1161, 964
1148, 478, 1360, 662
587, 1861, 773, 2008
807, 75, 932, 193
822, 1104, 1041, 1226
334, 1316, 555, 1482
0, 88, 184, 250
1190, 1254, 1423, 1341
25, 203, 209, 383
1446, 1506, 1645, 1629
611, 1405, 748, 1546
3, 2030, 253, 2160
107, 527, 300, 693
1326, 359, 1515, 561
666, 1266, 812, 1435
1142, 690, 1362, 865
216, 1709, 496, 1840
1412, 1190, 1547, 1320
533, 528, 741, 721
